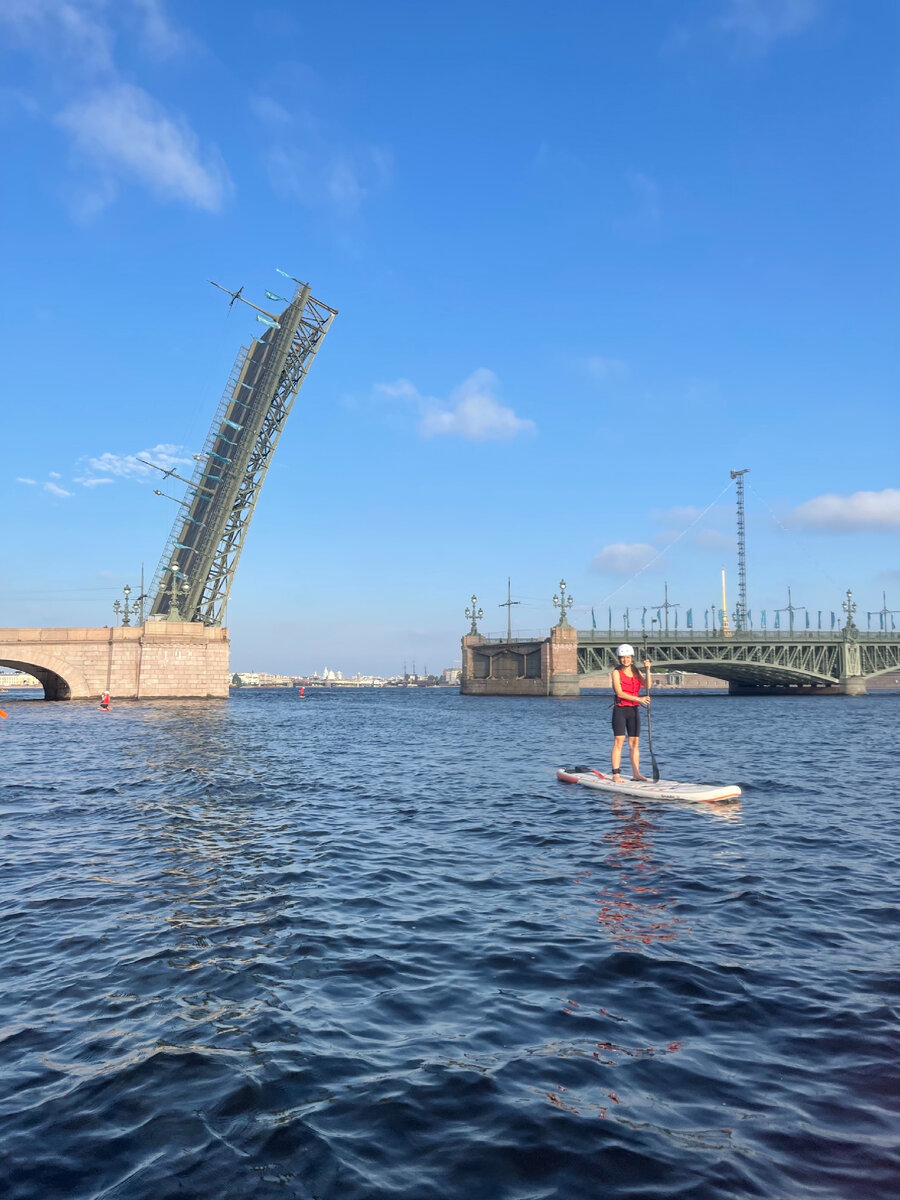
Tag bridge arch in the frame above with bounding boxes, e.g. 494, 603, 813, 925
0, 654, 91, 701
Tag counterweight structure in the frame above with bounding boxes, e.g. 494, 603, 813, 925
149, 282, 337, 624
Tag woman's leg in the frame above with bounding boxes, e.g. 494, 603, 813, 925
611, 735, 626, 777
628, 735, 647, 780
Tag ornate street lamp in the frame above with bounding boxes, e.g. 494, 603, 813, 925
167, 562, 191, 620
465, 594, 483, 635
553, 579, 573, 627
842, 588, 857, 631
112, 583, 140, 626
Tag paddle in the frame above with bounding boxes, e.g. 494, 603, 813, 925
642, 637, 660, 782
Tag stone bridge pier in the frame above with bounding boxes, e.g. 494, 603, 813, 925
460, 623, 580, 697
0, 622, 230, 700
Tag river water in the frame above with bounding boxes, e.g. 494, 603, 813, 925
1, 688, 898, 1199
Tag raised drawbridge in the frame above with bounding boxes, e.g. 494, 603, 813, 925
148, 277, 337, 624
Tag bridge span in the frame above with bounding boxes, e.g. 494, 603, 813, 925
461, 623, 900, 697
0, 623, 229, 701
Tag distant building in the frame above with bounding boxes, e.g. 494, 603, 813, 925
0, 669, 40, 688
232, 672, 293, 687
442, 667, 461, 685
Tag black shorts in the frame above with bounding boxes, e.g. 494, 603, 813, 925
612, 704, 640, 738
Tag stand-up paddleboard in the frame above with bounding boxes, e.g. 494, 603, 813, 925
558, 766, 741, 803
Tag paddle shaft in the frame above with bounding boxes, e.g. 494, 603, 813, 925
642, 638, 660, 782
645, 698, 660, 782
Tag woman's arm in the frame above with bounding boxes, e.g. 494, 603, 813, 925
643, 658, 652, 693
611, 668, 627, 702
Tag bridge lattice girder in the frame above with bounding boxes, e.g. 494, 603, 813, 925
577, 633, 900, 689
149, 285, 336, 626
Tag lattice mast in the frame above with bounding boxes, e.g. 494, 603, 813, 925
730, 468, 749, 631
149, 279, 337, 624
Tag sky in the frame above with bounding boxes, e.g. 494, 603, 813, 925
1, 0, 898, 674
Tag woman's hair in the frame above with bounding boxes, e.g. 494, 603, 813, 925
616, 656, 645, 685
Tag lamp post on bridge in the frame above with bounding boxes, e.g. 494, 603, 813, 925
553, 579, 573, 627
465, 594, 484, 636
842, 589, 857, 631
167, 561, 191, 620
112, 584, 141, 627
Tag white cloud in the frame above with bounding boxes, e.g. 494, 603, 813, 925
585, 356, 629, 382
49, 471, 62, 478
44, 482, 72, 497
254, 98, 392, 218
664, 0, 819, 58
2, 4, 226, 216
264, 141, 392, 217
718, 0, 819, 43
422, 372, 536, 442
58, 84, 230, 212
69, 175, 119, 222
378, 370, 536, 442
250, 95, 293, 127
1, 0, 188, 70
593, 543, 659, 574
82, 443, 193, 481
376, 378, 421, 406
130, 0, 187, 58
694, 529, 737, 552
651, 505, 705, 524
17, 477, 38, 485
787, 489, 900, 532
0, 0, 115, 74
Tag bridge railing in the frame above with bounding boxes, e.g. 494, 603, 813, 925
478, 631, 550, 643
575, 629, 882, 642
475, 628, 897, 645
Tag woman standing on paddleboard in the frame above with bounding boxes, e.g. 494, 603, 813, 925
610, 644, 651, 782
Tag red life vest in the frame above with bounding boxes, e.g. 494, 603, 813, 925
615, 669, 641, 707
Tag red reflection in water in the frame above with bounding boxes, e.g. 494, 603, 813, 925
593, 798, 682, 951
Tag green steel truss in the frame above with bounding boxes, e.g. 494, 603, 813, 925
149, 284, 336, 624
577, 631, 900, 688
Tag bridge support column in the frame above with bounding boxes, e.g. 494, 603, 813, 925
549, 624, 579, 697
838, 630, 866, 695
838, 675, 867, 696
459, 633, 486, 696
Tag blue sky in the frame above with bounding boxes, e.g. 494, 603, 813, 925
1, 0, 898, 673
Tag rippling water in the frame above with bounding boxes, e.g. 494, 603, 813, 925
2, 688, 898, 1199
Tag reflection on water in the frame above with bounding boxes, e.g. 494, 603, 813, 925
595, 800, 681, 950
1, 689, 898, 1200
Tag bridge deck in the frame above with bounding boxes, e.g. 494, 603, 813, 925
575, 630, 900, 689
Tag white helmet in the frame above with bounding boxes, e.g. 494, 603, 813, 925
616, 643, 635, 657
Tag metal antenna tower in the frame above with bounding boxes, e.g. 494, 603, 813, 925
775, 586, 806, 632
730, 468, 749, 631
499, 577, 520, 642
650, 581, 680, 633
148, 275, 337, 624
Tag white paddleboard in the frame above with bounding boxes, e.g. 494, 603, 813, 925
557, 766, 741, 803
